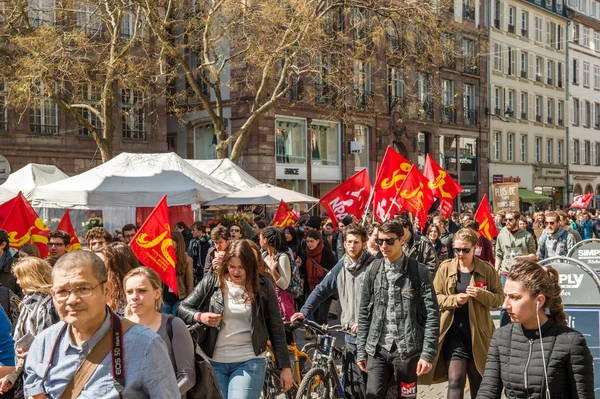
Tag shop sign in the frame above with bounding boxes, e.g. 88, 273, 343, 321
542, 168, 566, 178
284, 168, 300, 176
492, 183, 519, 213
493, 175, 503, 184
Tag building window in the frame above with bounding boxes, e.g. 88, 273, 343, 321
463, 84, 477, 126
276, 118, 306, 164
583, 62, 590, 86
76, 2, 102, 36
354, 125, 369, 172
494, 131, 501, 160
547, 99, 554, 124
464, 0, 475, 20
508, 47, 516, 75
507, 89, 515, 115
535, 16, 542, 42
558, 62, 564, 87
547, 60, 554, 85
583, 27, 590, 47
520, 135, 527, 162
441, 79, 456, 122
573, 24, 580, 44
594, 32, 600, 52
389, 66, 404, 103
508, 133, 515, 161
547, 138, 553, 164
0, 81, 6, 132
558, 100, 564, 126
558, 140, 564, 164
546, 21, 557, 47
78, 85, 102, 136
30, 83, 58, 135
557, 26, 564, 50
494, 87, 503, 114
310, 122, 339, 166
535, 96, 542, 123
584, 101, 591, 126
535, 57, 543, 82
521, 11, 529, 37
584, 140, 591, 164
353, 60, 372, 109
520, 91, 528, 119
572, 59, 579, 84
572, 98, 580, 125
493, 43, 503, 72
596, 142, 600, 165
573, 139, 580, 164
595, 65, 600, 89
28, 0, 55, 27
520, 51, 528, 78
536, 137, 542, 163
494, 0, 501, 28
508, 7, 516, 32
595, 103, 600, 128
121, 89, 145, 140
463, 39, 478, 73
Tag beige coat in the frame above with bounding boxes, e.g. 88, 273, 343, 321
420, 257, 504, 384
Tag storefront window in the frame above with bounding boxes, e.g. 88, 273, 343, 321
459, 137, 478, 208
354, 125, 369, 172
276, 118, 306, 164
310, 122, 339, 166
194, 124, 217, 160
417, 132, 429, 171
276, 179, 307, 195
441, 135, 458, 181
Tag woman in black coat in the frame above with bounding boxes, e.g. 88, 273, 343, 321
477, 260, 594, 399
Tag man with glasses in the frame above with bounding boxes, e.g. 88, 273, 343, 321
48, 230, 71, 259
538, 211, 576, 260
121, 224, 138, 245
494, 210, 536, 326
23, 251, 179, 398
357, 219, 439, 399
228, 224, 243, 241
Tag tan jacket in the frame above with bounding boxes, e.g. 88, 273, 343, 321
420, 257, 504, 384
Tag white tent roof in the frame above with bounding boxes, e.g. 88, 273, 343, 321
0, 163, 69, 202
204, 183, 318, 206
31, 152, 237, 208
185, 159, 262, 190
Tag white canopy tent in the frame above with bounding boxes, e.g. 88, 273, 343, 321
185, 159, 262, 190
0, 163, 69, 203
31, 152, 237, 209
204, 183, 319, 206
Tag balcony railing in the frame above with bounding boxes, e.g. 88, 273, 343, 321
558, 118, 564, 126
558, 79, 563, 88
316, 83, 336, 104
521, 112, 527, 119
508, 24, 515, 34
31, 124, 58, 135
464, 7, 475, 20
494, 107, 501, 115
354, 89, 372, 109
536, 115, 542, 123
441, 106, 456, 123
417, 100, 434, 120
464, 109, 478, 126
535, 74, 542, 83
547, 116, 553, 124
520, 70, 527, 78
464, 63, 478, 74
521, 29, 528, 37
494, 19, 500, 29
547, 77, 553, 85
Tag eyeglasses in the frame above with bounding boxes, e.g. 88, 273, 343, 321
505, 218, 515, 222
47, 243, 65, 247
454, 248, 472, 254
375, 237, 399, 246
229, 228, 240, 233
51, 281, 106, 302
545, 221, 556, 225
123, 233, 136, 239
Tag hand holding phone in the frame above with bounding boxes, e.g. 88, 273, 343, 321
15, 332, 35, 352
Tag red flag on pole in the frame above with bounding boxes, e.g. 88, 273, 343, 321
56, 210, 82, 252
474, 194, 499, 240
373, 146, 412, 222
0, 196, 18, 227
320, 169, 372, 230
395, 166, 435, 229
423, 154, 463, 218
0, 192, 49, 257
271, 200, 298, 228
570, 194, 593, 209
129, 195, 178, 294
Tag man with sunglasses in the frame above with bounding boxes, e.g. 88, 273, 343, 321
494, 210, 536, 326
228, 224, 243, 240
23, 251, 179, 398
537, 211, 576, 260
357, 219, 439, 399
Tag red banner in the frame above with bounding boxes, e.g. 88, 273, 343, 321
56, 209, 82, 252
0, 196, 17, 227
320, 169, 371, 230
271, 200, 298, 228
130, 195, 178, 294
423, 154, 462, 218
474, 194, 499, 240
396, 166, 435, 229
373, 146, 412, 222
0, 192, 49, 257
570, 194, 593, 209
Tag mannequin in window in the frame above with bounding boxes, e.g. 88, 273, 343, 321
276, 128, 289, 163
311, 128, 321, 163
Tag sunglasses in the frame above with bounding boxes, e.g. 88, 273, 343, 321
229, 228, 240, 233
375, 237, 399, 246
454, 248, 472, 254
545, 221, 556, 226
505, 218, 515, 222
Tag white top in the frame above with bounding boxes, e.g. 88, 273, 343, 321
265, 252, 292, 290
211, 279, 263, 363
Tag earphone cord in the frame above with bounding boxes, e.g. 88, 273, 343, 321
536, 304, 551, 399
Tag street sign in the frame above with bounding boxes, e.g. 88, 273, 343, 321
0, 155, 10, 185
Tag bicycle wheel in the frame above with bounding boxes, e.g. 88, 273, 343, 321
262, 357, 282, 399
297, 368, 331, 399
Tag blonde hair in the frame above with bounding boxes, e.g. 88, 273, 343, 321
453, 228, 479, 246
122, 267, 163, 317
12, 257, 53, 296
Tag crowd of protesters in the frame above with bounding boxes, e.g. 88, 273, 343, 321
0, 202, 594, 399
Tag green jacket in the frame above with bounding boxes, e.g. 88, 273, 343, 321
494, 227, 537, 272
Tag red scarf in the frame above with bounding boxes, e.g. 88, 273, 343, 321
306, 242, 325, 291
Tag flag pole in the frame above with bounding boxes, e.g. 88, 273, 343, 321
306, 201, 319, 214
361, 188, 376, 225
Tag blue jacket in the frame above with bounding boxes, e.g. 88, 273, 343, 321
578, 220, 598, 240
0, 310, 14, 366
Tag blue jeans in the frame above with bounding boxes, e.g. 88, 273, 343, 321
210, 358, 266, 399
500, 274, 511, 327
162, 300, 180, 316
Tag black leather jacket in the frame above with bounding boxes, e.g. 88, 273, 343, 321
177, 274, 290, 369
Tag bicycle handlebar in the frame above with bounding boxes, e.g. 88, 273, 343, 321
300, 319, 352, 335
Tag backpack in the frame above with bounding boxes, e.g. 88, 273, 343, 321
275, 252, 304, 298
540, 230, 569, 257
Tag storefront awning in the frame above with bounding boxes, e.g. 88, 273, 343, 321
519, 188, 551, 202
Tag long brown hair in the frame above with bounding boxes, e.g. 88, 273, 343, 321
507, 260, 567, 325
218, 239, 261, 303
99, 243, 136, 312
171, 231, 188, 276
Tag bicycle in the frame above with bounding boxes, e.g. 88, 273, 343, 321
295, 319, 350, 399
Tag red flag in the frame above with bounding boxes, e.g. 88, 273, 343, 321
423, 154, 462, 218
0, 196, 18, 227
0, 192, 49, 257
570, 194, 593, 209
56, 210, 82, 251
373, 146, 412, 222
320, 169, 372, 230
474, 194, 499, 240
271, 200, 298, 228
395, 166, 435, 228
129, 195, 178, 294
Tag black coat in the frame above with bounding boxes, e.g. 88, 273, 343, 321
477, 320, 594, 399
176, 274, 291, 370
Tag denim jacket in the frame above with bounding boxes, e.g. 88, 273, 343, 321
357, 257, 439, 363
